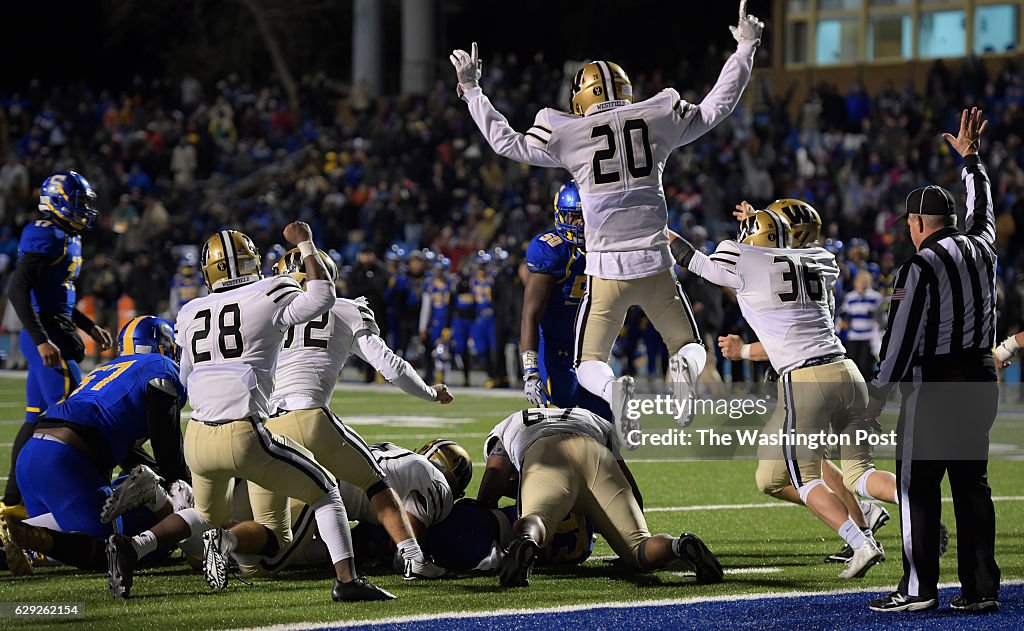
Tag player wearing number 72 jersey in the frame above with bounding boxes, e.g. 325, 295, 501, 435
105, 225, 393, 602
450, 3, 764, 443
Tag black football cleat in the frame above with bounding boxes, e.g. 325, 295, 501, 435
673, 533, 724, 584
951, 595, 999, 613
499, 534, 541, 588
106, 534, 138, 599
331, 577, 396, 602
868, 591, 938, 612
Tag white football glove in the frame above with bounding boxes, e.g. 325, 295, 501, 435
994, 334, 1021, 367
449, 42, 482, 97
521, 350, 546, 406
730, 0, 764, 45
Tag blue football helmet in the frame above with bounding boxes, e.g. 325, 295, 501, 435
553, 180, 585, 248
118, 315, 179, 363
38, 170, 99, 233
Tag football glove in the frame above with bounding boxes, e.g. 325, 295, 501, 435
522, 350, 546, 407
730, 0, 764, 45
449, 42, 482, 98
994, 334, 1020, 367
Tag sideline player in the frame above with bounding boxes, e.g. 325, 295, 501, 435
521, 181, 611, 419
0, 316, 188, 574
450, 3, 764, 443
668, 206, 884, 578
478, 407, 723, 587
244, 248, 454, 579
2, 171, 114, 516
104, 225, 391, 602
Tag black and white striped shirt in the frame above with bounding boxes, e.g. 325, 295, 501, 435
870, 155, 997, 396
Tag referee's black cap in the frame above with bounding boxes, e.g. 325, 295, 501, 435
903, 185, 955, 219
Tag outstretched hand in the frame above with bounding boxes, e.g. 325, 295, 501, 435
730, 0, 764, 45
449, 42, 482, 89
942, 107, 987, 157
733, 201, 756, 221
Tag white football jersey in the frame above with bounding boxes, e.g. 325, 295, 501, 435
465, 44, 755, 280
338, 442, 453, 528
271, 297, 378, 413
690, 241, 844, 373
485, 407, 616, 470
175, 276, 334, 422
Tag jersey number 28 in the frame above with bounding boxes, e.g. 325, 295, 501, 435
191, 303, 244, 363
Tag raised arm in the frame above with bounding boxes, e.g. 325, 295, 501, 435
451, 42, 562, 168
668, 232, 742, 289
272, 222, 335, 328
942, 107, 993, 244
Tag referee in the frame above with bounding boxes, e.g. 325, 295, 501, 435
867, 108, 1000, 613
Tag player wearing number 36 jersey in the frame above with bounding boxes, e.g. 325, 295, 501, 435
450, 3, 765, 445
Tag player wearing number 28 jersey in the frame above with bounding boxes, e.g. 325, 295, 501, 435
450, 4, 765, 444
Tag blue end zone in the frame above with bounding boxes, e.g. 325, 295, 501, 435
333, 583, 1021, 631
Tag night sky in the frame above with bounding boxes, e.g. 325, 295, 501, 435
0, 0, 769, 90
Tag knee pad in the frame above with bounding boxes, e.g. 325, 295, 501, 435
796, 479, 826, 505
854, 468, 877, 499
176, 507, 213, 536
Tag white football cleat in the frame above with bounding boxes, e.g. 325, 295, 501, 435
838, 537, 884, 579
669, 343, 704, 427
101, 465, 166, 524
862, 502, 890, 534
404, 556, 447, 580
612, 375, 638, 450
203, 529, 234, 590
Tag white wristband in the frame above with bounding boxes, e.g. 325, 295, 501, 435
297, 240, 316, 259
740, 344, 752, 360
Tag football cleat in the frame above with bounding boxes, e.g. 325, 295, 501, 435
673, 533, 724, 584
101, 465, 166, 524
202, 529, 234, 590
838, 537, 884, 579
825, 504, 890, 563
668, 348, 700, 428
868, 591, 938, 612
499, 534, 541, 588
0, 502, 28, 520
612, 375, 638, 450
331, 577, 396, 602
404, 556, 447, 580
950, 594, 999, 613
106, 534, 138, 599
0, 514, 32, 576
168, 480, 195, 513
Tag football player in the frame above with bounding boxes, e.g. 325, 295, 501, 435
668, 205, 886, 578
448, 259, 477, 387
241, 248, 454, 579
521, 180, 611, 419
478, 407, 723, 587
471, 252, 499, 387
169, 252, 206, 318
419, 253, 452, 382
103, 225, 391, 602
449, 2, 764, 444
0, 316, 189, 575
2, 171, 114, 517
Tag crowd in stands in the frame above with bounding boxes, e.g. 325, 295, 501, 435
0, 50, 1022, 384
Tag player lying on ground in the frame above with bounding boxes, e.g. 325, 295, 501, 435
103, 224, 391, 602
478, 407, 724, 587
234, 438, 472, 576
234, 248, 454, 579
668, 203, 884, 578
0, 316, 192, 575
521, 180, 612, 419
449, 1, 765, 444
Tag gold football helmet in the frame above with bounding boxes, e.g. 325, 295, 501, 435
768, 198, 822, 248
737, 209, 791, 248
200, 230, 262, 291
417, 439, 473, 499
570, 61, 633, 116
273, 247, 338, 286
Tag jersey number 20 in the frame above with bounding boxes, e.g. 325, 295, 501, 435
591, 119, 653, 185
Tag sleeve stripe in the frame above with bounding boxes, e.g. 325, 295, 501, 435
709, 256, 737, 266
267, 280, 299, 296
532, 125, 552, 134
525, 132, 549, 145
711, 250, 739, 257
272, 289, 302, 304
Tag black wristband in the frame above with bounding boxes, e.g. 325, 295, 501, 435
670, 238, 696, 266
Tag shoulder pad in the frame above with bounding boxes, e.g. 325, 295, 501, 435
334, 297, 380, 336
19, 222, 62, 256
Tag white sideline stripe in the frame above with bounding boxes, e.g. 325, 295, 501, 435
233, 579, 1024, 631
587, 556, 782, 576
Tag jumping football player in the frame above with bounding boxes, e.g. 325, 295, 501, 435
104, 225, 391, 602
450, 2, 764, 443
0, 316, 189, 575
478, 407, 723, 588
240, 247, 454, 579
668, 205, 885, 578
2, 171, 114, 517
521, 180, 612, 419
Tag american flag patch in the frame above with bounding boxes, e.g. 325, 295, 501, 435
891, 288, 907, 301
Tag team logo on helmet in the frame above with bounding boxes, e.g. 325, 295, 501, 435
570, 61, 633, 116
200, 230, 262, 291
768, 199, 821, 248
737, 209, 792, 248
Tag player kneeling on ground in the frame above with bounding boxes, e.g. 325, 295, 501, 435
0, 316, 191, 575
478, 407, 723, 587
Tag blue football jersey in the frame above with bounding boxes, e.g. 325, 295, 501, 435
45, 353, 186, 466
425, 275, 451, 330
19, 219, 82, 315
171, 272, 203, 306
525, 231, 588, 350
472, 273, 494, 319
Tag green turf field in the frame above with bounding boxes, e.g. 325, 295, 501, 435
1, 377, 1021, 630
